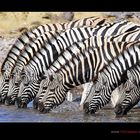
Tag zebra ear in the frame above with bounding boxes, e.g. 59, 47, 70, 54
127, 70, 134, 83
40, 73, 46, 80
53, 74, 62, 83
127, 70, 138, 86
98, 72, 107, 85
3, 63, 11, 73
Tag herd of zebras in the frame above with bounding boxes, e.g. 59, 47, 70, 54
0, 16, 140, 117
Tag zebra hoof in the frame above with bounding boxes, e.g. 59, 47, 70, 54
33, 98, 39, 109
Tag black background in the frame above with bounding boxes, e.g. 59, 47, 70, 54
0, 0, 140, 138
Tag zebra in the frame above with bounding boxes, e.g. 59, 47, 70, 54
1, 16, 105, 104
15, 20, 140, 108
36, 39, 140, 113
4, 30, 65, 104
3, 17, 106, 105
114, 63, 140, 116
5, 29, 73, 105
83, 43, 140, 115
33, 28, 140, 110
14, 21, 138, 107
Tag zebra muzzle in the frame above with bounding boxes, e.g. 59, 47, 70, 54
114, 104, 128, 117
83, 102, 90, 114
38, 101, 45, 112
33, 98, 39, 109
15, 97, 27, 108
5, 96, 14, 106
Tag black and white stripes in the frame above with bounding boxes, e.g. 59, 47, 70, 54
0, 15, 140, 116
83, 43, 140, 114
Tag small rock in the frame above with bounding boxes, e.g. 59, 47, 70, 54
59, 12, 74, 21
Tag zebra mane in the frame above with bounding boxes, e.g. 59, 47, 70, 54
48, 47, 97, 84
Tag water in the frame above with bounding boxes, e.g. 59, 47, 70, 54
0, 100, 140, 122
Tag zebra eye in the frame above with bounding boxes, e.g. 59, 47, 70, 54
5, 79, 9, 82
15, 82, 19, 86
125, 89, 131, 93
95, 90, 100, 93
125, 91, 130, 93
24, 83, 29, 86
43, 86, 47, 90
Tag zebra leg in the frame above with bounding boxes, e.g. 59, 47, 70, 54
66, 91, 73, 102
80, 82, 93, 110
111, 84, 124, 107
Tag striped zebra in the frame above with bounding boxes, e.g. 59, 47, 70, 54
114, 63, 140, 116
36, 39, 139, 113
15, 20, 140, 108
3, 17, 106, 105
5, 29, 72, 105
1, 16, 105, 104
33, 28, 140, 110
4, 30, 65, 104
83, 43, 140, 114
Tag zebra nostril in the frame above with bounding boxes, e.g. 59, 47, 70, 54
114, 104, 124, 116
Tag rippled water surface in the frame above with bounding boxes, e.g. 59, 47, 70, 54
0, 100, 140, 122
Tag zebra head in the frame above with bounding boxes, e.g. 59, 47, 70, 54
16, 79, 41, 108
15, 68, 35, 108
0, 63, 12, 103
15, 67, 47, 108
5, 68, 24, 105
83, 72, 112, 114
33, 72, 52, 109
114, 70, 140, 116
38, 73, 67, 113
